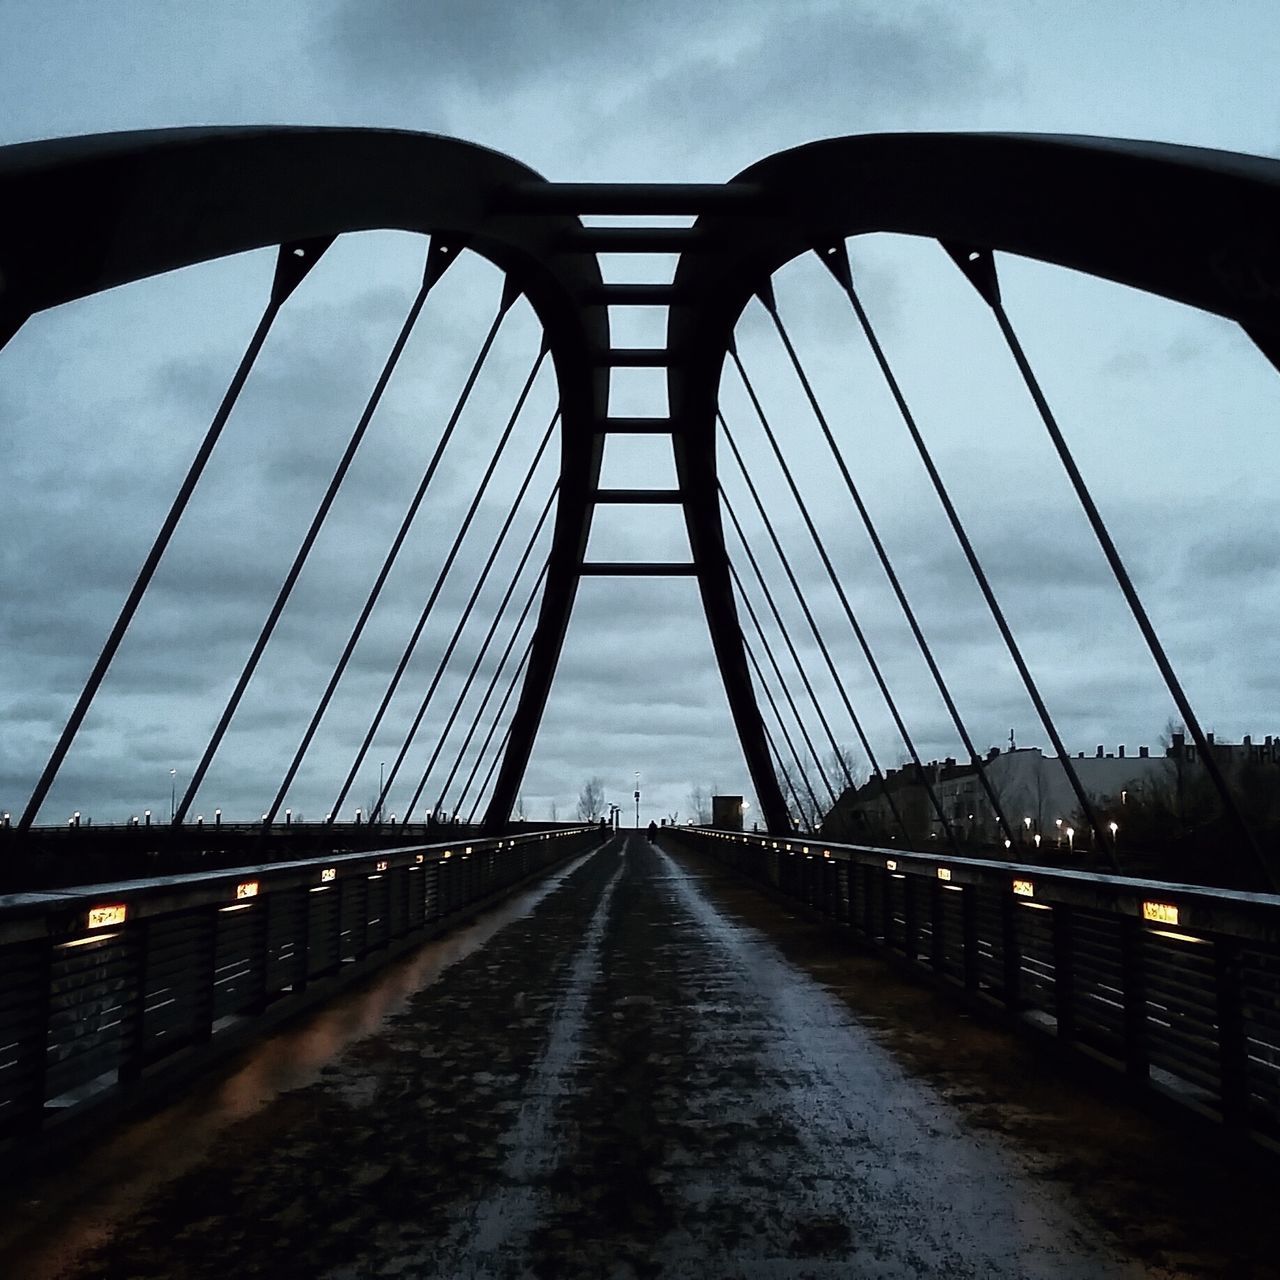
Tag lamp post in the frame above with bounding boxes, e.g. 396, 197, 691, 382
1109, 820, 1118, 851
169, 768, 176, 823
634, 771, 640, 828
1066, 825, 1075, 853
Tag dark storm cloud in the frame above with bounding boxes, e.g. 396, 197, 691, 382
621, 6, 1001, 141
1184, 529, 1280, 582
324, 0, 1008, 159
326, 0, 719, 93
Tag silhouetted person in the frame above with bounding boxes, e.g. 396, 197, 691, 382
647, 820, 658, 843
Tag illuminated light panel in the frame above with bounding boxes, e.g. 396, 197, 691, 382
375, 859, 389, 872
415, 853, 425, 864
320, 867, 337, 883
1019, 900, 1052, 910
1149, 929, 1209, 945
885, 860, 898, 871
1142, 901, 1179, 926
59, 932, 119, 948
823, 850, 831, 859
943, 884, 964, 892
937, 868, 952, 882
443, 850, 453, 859
309, 885, 332, 894
890, 873, 907, 881
1012, 879, 1035, 898
367, 874, 383, 881
236, 880, 259, 900
219, 903, 254, 914
87, 904, 127, 929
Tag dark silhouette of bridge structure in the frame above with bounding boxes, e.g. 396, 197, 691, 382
1, 130, 1280, 1271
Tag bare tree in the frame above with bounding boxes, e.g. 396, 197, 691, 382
777, 762, 823, 832
550, 799, 559, 822
687, 785, 711, 824
577, 777, 605, 822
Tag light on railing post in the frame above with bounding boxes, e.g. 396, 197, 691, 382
1, 812, 9, 829
1034, 833, 1041, 850
196, 815, 204, 827
215, 808, 221, 827
285, 808, 292, 826
1066, 826, 1075, 853
144, 809, 151, 828
355, 808, 362, 825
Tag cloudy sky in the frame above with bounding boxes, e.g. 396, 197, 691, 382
2, 1, 1279, 827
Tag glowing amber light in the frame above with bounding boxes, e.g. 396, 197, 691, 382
375, 859, 389, 872
937, 868, 952, 882
1142, 900, 1179, 926
320, 867, 337, 883
236, 880, 259, 900
885, 859, 898, 871
87, 904, 127, 929
1012, 879, 1035, 898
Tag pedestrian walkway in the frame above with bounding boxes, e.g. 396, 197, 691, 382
0, 833, 1270, 1277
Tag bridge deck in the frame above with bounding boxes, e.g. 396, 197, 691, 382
0, 833, 1270, 1278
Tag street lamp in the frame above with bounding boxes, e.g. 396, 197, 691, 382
1109, 820, 1119, 850
169, 768, 176, 823
634, 771, 641, 828
1066, 826, 1075, 853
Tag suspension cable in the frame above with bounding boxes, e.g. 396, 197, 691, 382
362, 385, 555, 823
461, 636, 536, 824
269, 274, 519, 823
728, 346, 959, 855
413, 506, 556, 820
380, 461, 557, 821
759, 276, 1014, 846
176, 243, 446, 824
718, 413, 909, 840
761, 717, 809, 832
741, 629, 825, 827
728, 558, 838, 804
944, 243, 1269, 886
430, 558, 550, 821
812, 241, 1115, 868
720, 485, 856, 794
19, 237, 334, 830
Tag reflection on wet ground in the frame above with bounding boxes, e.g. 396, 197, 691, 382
1, 833, 1273, 1278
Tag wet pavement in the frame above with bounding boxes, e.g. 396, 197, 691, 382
1, 832, 1275, 1278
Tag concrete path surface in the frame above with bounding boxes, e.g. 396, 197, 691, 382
1, 832, 1273, 1278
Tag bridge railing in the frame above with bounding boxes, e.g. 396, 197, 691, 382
0, 825, 598, 1148
669, 827, 1280, 1148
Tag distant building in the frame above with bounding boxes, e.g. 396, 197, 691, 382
711, 795, 745, 831
827, 731, 1280, 849
828, 740, 1201, 847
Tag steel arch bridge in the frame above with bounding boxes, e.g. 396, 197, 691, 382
2, 127, 1278, 873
